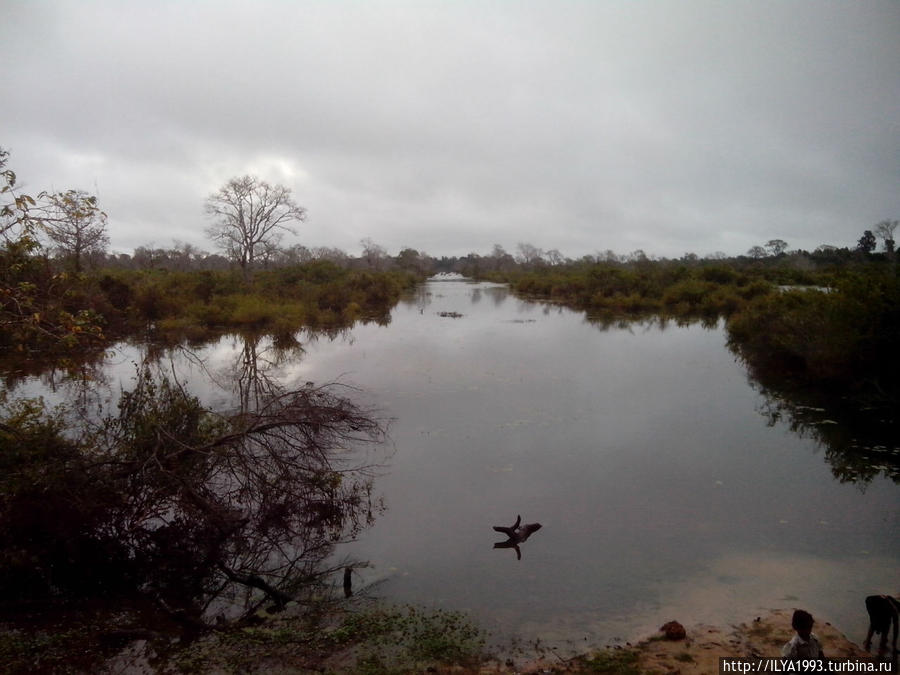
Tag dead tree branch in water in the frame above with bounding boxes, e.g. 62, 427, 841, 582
0, 366, 389, 631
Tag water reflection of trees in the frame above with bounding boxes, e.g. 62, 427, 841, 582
484, 284, 509, 307
584, 313, 720, 333
723, 347, 900, 486
753, 385, 899, 485
179, 332, 388, 624
579, 311, 898, 485
0, 329, 389, 637
0, 347, 111, 393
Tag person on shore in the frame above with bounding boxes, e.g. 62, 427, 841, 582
781, 609, 825, 660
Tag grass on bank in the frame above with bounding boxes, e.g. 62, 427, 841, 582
173, 604, 488, 674
0, 602, 491, 674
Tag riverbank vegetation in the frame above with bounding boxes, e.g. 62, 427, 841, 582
0, 248, 420, 361
0, 239, 420, 356
452, 242, 898, 414
727, 269, 899, 402
1, 149, 426, 368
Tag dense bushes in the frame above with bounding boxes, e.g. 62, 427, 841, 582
126, 265, 417, 331
726, 268, 900, 403
0, 258, 421, 357
0, 238, 107, 355
487, 259, 784, 318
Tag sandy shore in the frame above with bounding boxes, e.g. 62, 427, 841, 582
501, 608, 882, 674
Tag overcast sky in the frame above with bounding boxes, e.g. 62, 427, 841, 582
3, 1, 898, 260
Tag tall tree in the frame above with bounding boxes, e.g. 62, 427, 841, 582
747, 246, 767, 259
205, 175, 306, 281
857, 230, 877, 254
41, 190, 109, 272
765, 239, 789, 256
395, 247, 429, 273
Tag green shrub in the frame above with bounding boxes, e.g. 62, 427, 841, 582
727, 270, 899, 400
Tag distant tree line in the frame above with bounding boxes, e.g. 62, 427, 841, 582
5, 146, 895, 284
444, 231, 896, 278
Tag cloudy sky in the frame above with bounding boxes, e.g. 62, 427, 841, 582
3, 1, 898, 259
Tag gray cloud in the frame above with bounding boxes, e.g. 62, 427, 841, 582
3, 0, 898, 259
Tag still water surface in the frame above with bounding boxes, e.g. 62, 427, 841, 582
15, 278, 900, 650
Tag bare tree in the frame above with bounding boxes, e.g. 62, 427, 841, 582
515, 242, 544, 266
39, 190, 109, 272
489, 244, 516, 271
874, 220, 898, 254
360, 237, 388, 270
747, 245, 767, 259
598, 249, 620, 263
545, 248, 565, 265
205, 175, 306, 281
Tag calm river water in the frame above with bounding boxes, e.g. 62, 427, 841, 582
12, 277, 899, 652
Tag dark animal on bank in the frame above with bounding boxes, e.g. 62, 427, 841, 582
864, 595, 900, 659
492, 514, 542, 560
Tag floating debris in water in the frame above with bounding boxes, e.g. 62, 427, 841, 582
437, 311, 464, 318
